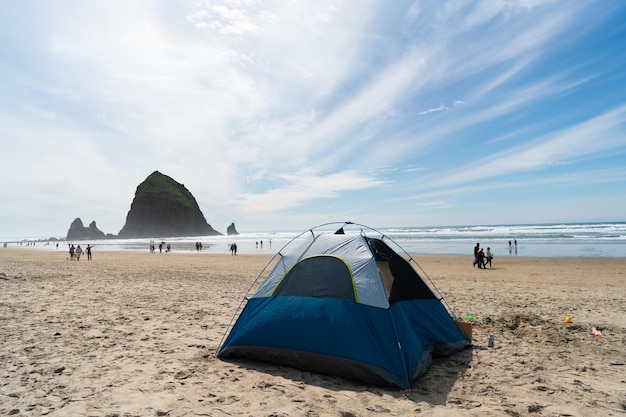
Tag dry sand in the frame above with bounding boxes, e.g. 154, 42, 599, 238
1, 248, 624, 417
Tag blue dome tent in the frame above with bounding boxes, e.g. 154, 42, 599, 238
216, 222, 470, 389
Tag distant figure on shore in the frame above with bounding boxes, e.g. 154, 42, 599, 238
86, 244, 93, 261
69, 244, 75, 260
473, 243, 479, 265
509, 239, 518, 255
485, 247, 493, 268
476, 248, 486, 269
473, 243, 485, 268
75, 245, 83, 261
230, 243, 238, 255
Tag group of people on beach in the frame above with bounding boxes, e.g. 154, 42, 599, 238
68, 244, 93, 261
255, 240, 271, 249
473, 243, 493, 269
149, 241, 171, 253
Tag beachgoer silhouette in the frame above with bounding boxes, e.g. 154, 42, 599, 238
473, 243, 481, 268
75, 245, 83, 261
485, 247, 493, 268
476, 248, 486, 268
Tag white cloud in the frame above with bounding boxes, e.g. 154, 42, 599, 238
426, 105, 626, 189
235, 169, 389, 214
0, 1, 624, 236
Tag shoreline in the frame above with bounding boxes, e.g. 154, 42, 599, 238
4, 221, 626, 259
3, 245, 626, 260
1, 248, 624, 416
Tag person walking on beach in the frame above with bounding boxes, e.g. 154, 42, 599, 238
485, 247, 493, 268
86, 244, 93, 261
473, 243, 481, 268
69, 244, 75, 260
75, 245, 83, 261
476, 248, 486, 269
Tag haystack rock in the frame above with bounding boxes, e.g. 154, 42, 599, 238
66, 218, 106, 240
227, 222, 239, 235
118, 171, 221, 238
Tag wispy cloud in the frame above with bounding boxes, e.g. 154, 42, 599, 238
234, 169, 389, 214
423, 105, 626, 190
418, 101, 465, 116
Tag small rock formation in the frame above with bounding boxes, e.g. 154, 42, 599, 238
227, 222, 239, 235
66, 218, 106, 240
118, 171, 221, 238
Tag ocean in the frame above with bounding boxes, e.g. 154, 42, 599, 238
4, 222, 625, 258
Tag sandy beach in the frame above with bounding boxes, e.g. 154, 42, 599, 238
1, 248, 624, 417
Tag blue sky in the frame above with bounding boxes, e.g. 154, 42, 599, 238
1, 1, 625, 238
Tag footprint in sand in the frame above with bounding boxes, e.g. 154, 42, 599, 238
322, 394, 337, 404
213, 395, 240, 405
253, 381, 286, 394
365, 404, 391, 413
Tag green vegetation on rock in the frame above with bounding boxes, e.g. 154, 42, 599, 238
118, 171, 221, 238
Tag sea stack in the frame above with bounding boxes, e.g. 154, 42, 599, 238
66, 218, 106, 240
227, 222, 239, 235
118, 171, 221, 238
